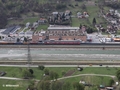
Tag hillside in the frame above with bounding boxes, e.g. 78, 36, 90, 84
0, 0, 120, 30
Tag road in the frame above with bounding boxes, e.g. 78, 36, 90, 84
0, 64, 120, 67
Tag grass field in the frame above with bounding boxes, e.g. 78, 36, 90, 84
0, 66, 118, 90
23, 17, 39, 24
0, 67, 76, 79
0, 79, 31, 90
36, 24, 48, 31
74, 67, 119, 75
0, 66, 119, 79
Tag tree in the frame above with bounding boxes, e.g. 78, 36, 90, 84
44, 81, 51, 90
54, 81, 63, 90
37, 80, 44, 90
49, 71, 59, 80
38, 65, 45, 70
108, 78, 115, 86
24, 37, 28, 42
73, 82, 84, 90
92, 18, 96, 25
44, 68, 49, 75
86, 27, 93, 33
16, 38, 20, 42
79, 24, 82, 29
29, 68, 34, 74
62, 82, 71, 90
0, 12, 7, 29
37, 80, 51, 90
61, 70, 66, 76
54, 72, 59, 80
81, 4, 86, 10
50, 81, 56, 90
49, 71, 55, 79
27, 80, 36, 90
22, 69, 33, 78
116, 69, 120, 81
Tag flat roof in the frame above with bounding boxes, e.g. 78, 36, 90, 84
2, 26, 21, 35
48, 27, 79, 30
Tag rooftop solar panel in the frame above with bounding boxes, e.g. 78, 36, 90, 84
2, 26, 21, 35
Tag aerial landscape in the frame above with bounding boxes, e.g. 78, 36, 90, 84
0, 0, 120, 90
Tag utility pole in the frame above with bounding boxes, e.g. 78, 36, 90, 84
27, 40, 32, 69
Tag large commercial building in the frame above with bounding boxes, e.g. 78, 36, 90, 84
41, 26, 87, 42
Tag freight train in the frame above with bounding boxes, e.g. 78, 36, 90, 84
0, 40, 81, 45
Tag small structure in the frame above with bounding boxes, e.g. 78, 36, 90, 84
99, 85, 105, 90
113, 36, 120, 42
52, 12, 59, 15
0, 71, 6, 76
65, 10, 71, 16
77, 11, 89, 18
38, 18, 47, 24
26, 22, 30, 28
77, 67, 83, 71
116, 82, 119, 86
106, 87, 114, 90
79, 81, 85, 84
77, 12, 82, 18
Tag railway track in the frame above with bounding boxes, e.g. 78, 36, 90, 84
0, 60, 120, 65
0, 44, 120, 48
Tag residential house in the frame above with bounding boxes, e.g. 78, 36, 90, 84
38, 18, 47, 24
77, 12, 89, 18
65, 10, 71, 16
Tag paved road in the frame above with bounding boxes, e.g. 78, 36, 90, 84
0, 64, 120, 67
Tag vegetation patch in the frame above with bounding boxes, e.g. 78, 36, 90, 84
64, 70, 75, 77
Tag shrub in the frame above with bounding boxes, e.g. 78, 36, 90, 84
38, 65, 45, 70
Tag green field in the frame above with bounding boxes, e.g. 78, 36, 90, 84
0, 66, 119, 79
36, 24, 48, 31
0, 66, 119, 90
0, 79, 31, 90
